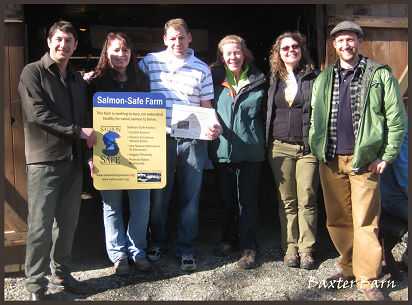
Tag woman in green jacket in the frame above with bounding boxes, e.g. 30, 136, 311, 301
209, 35, 266, 269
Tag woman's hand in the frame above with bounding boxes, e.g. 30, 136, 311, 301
88, 159, 94, 178
207, 123, 222, 140
83, 70, 95, 82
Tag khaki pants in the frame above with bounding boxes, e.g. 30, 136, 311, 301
319, 155, 382, 288
268, 140, 319, 256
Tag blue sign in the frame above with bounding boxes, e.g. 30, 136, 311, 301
93, 92, 166, 109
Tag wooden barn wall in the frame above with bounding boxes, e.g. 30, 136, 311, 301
325, 4, 408, 80
4, 20, 28, 271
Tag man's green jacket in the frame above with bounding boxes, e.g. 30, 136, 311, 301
309, 58, 406, 171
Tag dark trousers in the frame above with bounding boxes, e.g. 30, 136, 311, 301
25, 160, 82, 293
215, 161, 262, 251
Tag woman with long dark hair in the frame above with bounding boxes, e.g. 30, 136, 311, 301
266, 31, 319, 269
87, 32, 151, 275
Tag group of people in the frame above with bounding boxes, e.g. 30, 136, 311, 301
18, 17, 407, 301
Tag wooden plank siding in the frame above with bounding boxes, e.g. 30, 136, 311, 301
326, 3, 408, 18
325, 27, 408, 80
4, 21, 28, 249
328, 16, 407, 29
325, 4, 408, 81
399, 67, 408, 97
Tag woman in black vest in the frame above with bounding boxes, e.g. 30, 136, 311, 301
266, 32, 319, 269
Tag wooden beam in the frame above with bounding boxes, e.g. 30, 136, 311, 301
4, 244, 26, 273
4, 3, 24, 21
329, 16, 408, 29
5, 231, 27, 247
5, 264, 25, 274
399, 66, 408, 97
316, 5, 326, 70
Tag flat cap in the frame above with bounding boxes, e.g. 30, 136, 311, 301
330, 20, 364, 38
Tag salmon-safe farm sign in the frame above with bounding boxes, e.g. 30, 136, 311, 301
93, 92, 166, 190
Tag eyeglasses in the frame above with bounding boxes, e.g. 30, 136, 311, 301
280, 44, 300, 52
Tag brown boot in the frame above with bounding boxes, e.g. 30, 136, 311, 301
359, 287, 385, 301
300, 253, 316, 270
325, 271, 355, 289
283, 254, 299, 268
237, 249, 256, 269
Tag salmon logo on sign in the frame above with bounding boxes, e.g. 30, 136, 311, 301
100, 131, 121, 165
102, 131, 120, 156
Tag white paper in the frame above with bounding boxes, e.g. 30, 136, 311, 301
171, 104, 219, 140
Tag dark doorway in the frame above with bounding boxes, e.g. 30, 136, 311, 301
24, 4, 319, 74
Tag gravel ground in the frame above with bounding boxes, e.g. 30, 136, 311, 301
4, 222, 408, 301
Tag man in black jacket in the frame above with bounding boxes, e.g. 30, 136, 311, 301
18, 20, 96, 301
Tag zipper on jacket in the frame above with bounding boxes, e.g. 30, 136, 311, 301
286, 74, 303, 139
352, 65, 379, 171
228, 75, 266, 158
230, 75, 266, 123
322, 69, 333, 162
287, 108, 292, 139
233, 76, 266, 106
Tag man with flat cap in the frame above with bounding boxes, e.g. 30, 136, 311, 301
308, 20, 406, 300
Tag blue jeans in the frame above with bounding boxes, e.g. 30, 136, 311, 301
150, 136, 207, 256
101, 189, 150, 263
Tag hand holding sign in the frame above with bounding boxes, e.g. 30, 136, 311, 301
207, 123, 222, 140
80, 128, 97, 148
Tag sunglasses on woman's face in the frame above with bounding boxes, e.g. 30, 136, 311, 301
280, 44, 300, 52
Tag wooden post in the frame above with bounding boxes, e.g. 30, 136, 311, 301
398, 66, 408, 97
4, 4, 27, 273
315, 5, 326, 70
